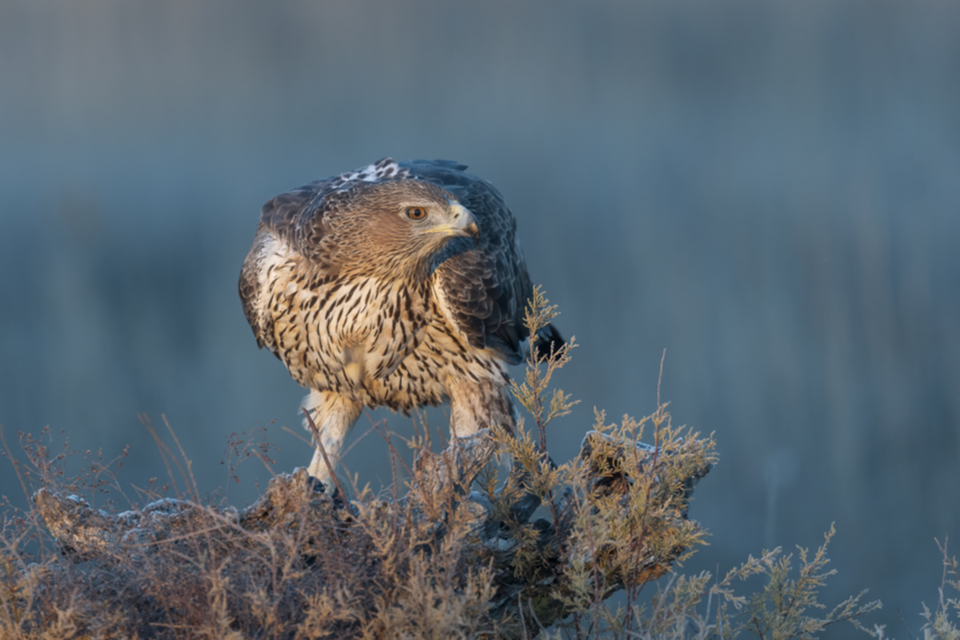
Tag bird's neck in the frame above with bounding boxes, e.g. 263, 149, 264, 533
342, 254, 433, 284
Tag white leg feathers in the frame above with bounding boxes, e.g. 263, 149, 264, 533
446, 379, 516, 438
302, 390, 363, 489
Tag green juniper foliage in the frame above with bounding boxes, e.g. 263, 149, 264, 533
0, 289, 905, 639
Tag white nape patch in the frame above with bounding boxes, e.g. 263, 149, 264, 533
330, 158, 411, 191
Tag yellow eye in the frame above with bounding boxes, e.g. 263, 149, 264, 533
406, 206, 427, 220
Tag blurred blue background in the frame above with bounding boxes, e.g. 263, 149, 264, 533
2, 0, 959, 634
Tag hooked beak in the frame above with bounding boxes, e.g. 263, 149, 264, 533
422, 203, 479, 238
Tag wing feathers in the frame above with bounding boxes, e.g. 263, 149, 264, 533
404, 160, 539, 364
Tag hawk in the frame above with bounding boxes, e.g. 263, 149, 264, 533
239, 158, 561, 487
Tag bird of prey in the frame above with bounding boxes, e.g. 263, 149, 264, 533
239, 158, 561, 487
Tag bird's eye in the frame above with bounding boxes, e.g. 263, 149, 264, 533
406, 206, 427, 220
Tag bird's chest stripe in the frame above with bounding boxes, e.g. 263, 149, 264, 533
276, 277, 430, 388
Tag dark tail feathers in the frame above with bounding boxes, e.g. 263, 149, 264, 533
533, 323, 564, 359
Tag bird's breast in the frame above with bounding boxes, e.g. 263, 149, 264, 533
270, 270, 432, 396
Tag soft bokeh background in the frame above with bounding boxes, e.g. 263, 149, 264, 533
2, 0, 958, 634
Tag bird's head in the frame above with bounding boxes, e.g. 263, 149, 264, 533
336, 179, 479, 278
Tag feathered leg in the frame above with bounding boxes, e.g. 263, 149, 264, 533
303, 390, 363, 488
446, 378, 517, 438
